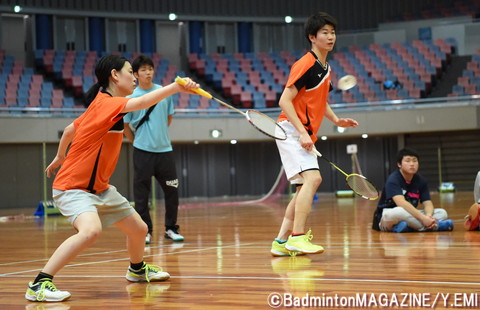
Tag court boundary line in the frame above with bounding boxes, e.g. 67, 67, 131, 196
3, 273, 480, 287
0, 242, 257, 277
1, 240, 476, 269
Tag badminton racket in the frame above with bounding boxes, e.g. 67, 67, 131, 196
312, 147, 379, 200
175, 76, 286, 140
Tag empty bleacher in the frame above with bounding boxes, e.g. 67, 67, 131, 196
0, 49, 78, 113
189, 38, 458, 108
34, 49, 189, 110
328, 38, 455, 103
190, 51, 300, 109
1, 35, 476, 115
448, 54, 480, 96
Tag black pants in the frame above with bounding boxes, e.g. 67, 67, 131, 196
133, 147, 179, 234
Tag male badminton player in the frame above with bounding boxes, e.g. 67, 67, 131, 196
271, 12, 358, 256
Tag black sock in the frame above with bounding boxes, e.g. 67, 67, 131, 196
130, 261, 145, 271
34, 272, 53, 284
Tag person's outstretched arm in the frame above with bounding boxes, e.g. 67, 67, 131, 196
122, 78, 198, 113
46, 122, 76, 178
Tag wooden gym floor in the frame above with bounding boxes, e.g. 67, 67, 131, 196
1, 191, 479, 309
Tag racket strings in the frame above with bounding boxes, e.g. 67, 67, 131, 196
247, 111, 287, 140
346, 174, 379, 199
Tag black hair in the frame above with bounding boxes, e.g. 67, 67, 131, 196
304, 12, 337, 45
131, 54, 155, 73
84, 54, 128, 106
396, 148, 420, 164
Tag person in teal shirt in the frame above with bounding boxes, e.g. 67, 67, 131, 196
124, 55, 184, 244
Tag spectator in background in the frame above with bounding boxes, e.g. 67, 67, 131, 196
124, 55, 184, 245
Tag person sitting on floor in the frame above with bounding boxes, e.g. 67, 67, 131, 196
372, 148, 453, 233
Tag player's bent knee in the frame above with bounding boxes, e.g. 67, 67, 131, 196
380, 211, 394, 223
306, 174, 322, 188
435, 209, 448, 220
79, 227, 102, 244
131, 218, 148, 235
138, 222, 148, 235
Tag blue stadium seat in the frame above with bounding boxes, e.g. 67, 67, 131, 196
452, 85, 465, 95
63, 97, 75, 108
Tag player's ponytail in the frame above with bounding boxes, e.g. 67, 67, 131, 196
84, 82, 102, 106
84, 54, 128, 106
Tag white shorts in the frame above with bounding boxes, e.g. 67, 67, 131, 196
52, 185, 135, 227
275, 120, 319, 184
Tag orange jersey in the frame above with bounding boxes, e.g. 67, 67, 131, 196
278, 51, 332, 142
53, 92, 129, 193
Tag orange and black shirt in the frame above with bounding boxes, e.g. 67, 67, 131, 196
278, 51, 332, 142
53, 92, 129, 194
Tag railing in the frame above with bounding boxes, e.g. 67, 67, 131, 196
0, 94, 479, 118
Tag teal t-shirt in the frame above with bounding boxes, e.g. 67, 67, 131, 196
124, 84, 174, 153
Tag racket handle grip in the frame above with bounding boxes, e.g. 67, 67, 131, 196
311, 147, 322, 157
175, 76, 212, 99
